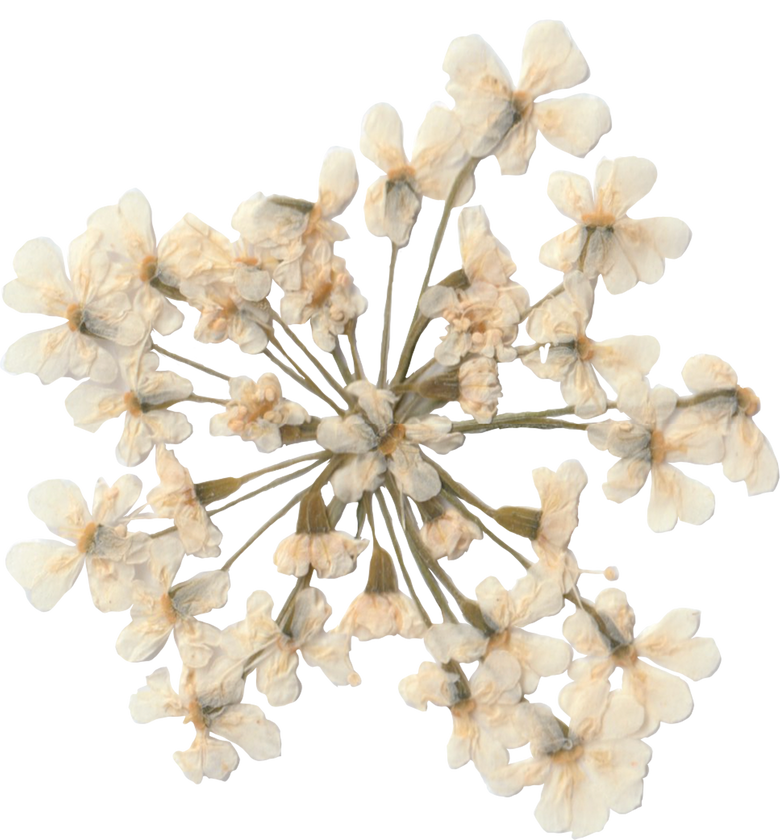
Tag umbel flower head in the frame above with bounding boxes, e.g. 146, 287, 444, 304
210, 373, 309, 452
540, 156, 692, 293
558, 586, 720, 738
127, 659, 282, 781
64, 353, 192, 466
361, 103, 474, 247
6, 475, 149, 612
587, 381, 726, 532
680, 352, 778, 493
522, 271, 660, 418
3, 234, 147, 383
443, 21, 611, 174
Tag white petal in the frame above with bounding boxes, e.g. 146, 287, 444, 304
210, 704, 281, 761
318, 147, 359, 219
360, 103, 407, 173
534, 95, 611, 158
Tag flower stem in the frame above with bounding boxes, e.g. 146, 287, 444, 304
377, 243, 399, 389
452, 413, 590, 434
265, 340, 344, 415
331, 341, 354, 384
150, 342, 232, 382
187, 394, 228, 406
346, 318, 366, 381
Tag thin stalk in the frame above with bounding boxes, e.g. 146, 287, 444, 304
150, 343, 232, 382
425, 456, 496, 516
187, 394, 228, 406
375, 489, 431, 626
266, 338, 344, 415
392, 156, 480, 385
331, 341, 354, 384
234, 451, 329, 487
271, 312, 351, 402
221, 488, 308, 572
346, 318, 365, 381
377, 243, 399, 388
453, 415, 590, 434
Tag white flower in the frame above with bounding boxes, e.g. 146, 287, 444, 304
232, 147, 359, 292
488, 697, 651, 838
87, 189, 184, 335
129, 666, 280, 784
443, 23, 610, 174
399, 651, 532, 776
6, 475, 148, 611
146, 446, 223, 557
210, 373, 309, 452
65, 350, 193, 466
157, 211, 273, 301
361, 103, 474, 246
458, 206, 518, 288
116, 535, 229, 665
458, 356, 502, 423
180, 277, 272, 354
278, 252, 367, 352
562, 588, 721, 737
540, 157, 692, 293
681, 354, 778, 495
274, 531, 370, 579
587, 381, 725, 531
338, 591, 426, 641
418, 500, 483, 560
420, 281, 526, 365
249, 587, 360, 706
523, 271, 660, 418
3, 234, 146, 384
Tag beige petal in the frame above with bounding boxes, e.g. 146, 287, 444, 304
534, 95, 611, 158
360, 102, 407, 173
547, 171, 595, 223
318, 147, 359, 219
173, 732, 239, 783
6, 540, 84, 611
648, 463, 715, 532
594, 157, 657, 219
518, 20, 589, 98
210, 704, 281, 761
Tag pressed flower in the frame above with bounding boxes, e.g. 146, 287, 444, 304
400, 650, 532, 776
116, 534, 229, 665
420, 281, 527, 365
248, 587, 361, 706
129, 665, 280, 783
3, 234, 146, 384
232, 147, 359, 292
681, 354, 778, 495
6, 475, 149, 611
65, 350, 193, 466
418, 498, 483, 560
443, 22, 610, 174
488, 697, 651, 837
361, 103, 474, 246
588, 381, 725, 531
210, 373, 309, 452
562, 588, 721, 737
337, 543, 426, 640
522, 271, 660, 417
87, 189, 184, 335
147, 446, 222, 557
540, 157, 692, 293
458, 356, 502, 423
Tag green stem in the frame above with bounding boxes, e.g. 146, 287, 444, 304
187, 394, 228, 407
331, 341, 354, 384
377, 243, 399, 389
150, 343, 232, 382
346, 319, 365, 381
453, 414, 590, 434
265, 339, 344, 415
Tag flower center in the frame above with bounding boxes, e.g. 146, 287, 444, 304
378, 423, 406, 456
737, 386, 761, 417
66, 303, 85, 333
577, 335, 595, 361
140, 256, 158, 283
650, 429, 668, 464
123, 391, 144, 417
77, 521, 98, 554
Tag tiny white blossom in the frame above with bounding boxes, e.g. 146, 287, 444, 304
540, 157, 691, 293
443, 23, 610, 174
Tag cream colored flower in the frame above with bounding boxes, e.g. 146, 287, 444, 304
147, 446, 223, 557
6, 475, 149, 612
418, 499, 483, 560
232, 147, 359, 292
523, 272, 660, 418
562, 588, 721, 737
210, 373, 309, 452
458, 356, 502, 423
116, 535, 229, 665
361, 103, 474, 246
278, 252, 367, 352
443, 23, 610, 174
540, 157, 692, 293
65, 350, 193, 466
400, 650, 532, 776
458, 206, 518, 288
274, 532, 370, 579
488, 697, 650, 838
682, 354, 778, 495
3, 234, 146, 384
420, 281, 526, 366
129, 666, 280, 784
87, 189, 184, 335
224, 587, 359, 706
587, 381, 725, 531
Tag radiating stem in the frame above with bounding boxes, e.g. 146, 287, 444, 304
453, 414, 590, 434
266, 338, 344, 415
377, 243, 399, 389
187, 394, 228, 406
235, 451, 329, 487
346, 318, 365, 381
150, 342, 232, 382
425, 456, 496, 516
331, 341, 354, 384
